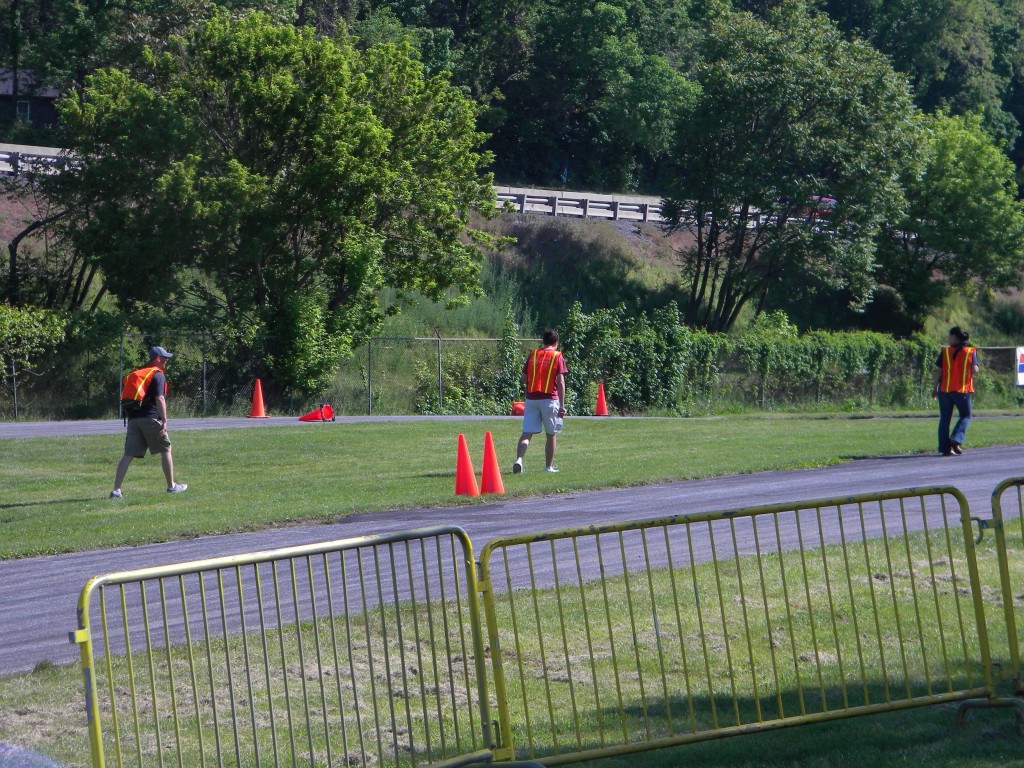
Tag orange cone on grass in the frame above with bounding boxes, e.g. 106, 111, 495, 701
480, 431, 505, 495
455, 434, 480, 497
595, 382, 609, 416
298, 403, 335, 422
249, 379, 268, 418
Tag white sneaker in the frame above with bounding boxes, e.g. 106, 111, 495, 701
167, 483, 188, 494
109, 490, 123, 499
544, 466, 559, 473
512, 459, 523, 475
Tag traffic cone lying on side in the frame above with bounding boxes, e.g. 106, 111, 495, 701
595, 382, 609, 416
480, 431, 505, 495
249, 379, 268, 418
298, 403, 336, 422
455, 434, 480, 497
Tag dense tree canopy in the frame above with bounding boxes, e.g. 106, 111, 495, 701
484, 0, 697, 190
818, 0, 1024, 153
661, 2, 917, 332
30, 11, 496, 393
872, 112, 1024, 332
4, 0, 1024, 344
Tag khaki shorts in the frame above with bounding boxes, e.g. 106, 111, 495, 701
522, 397, 560, 435
124, 417, 171, 457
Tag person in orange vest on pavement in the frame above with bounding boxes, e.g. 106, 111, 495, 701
933, 326, 980, 456
110, 346, 188, 498
513, 329, 568, 474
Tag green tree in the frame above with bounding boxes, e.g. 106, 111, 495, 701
818, 0, 1024, 148
661, 2, 917, 332
871, 112, 1024, 331
0, 302, 65, 361
38, 11, 496, 396
0, 303, 66, 407
487, 0, 697, 190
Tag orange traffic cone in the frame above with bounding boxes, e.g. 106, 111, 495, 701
480, 431, 505, 495
595, 382, 609, 416
249, 379, 268, 418
298, 403, 335, 422
455, 434, 480, 497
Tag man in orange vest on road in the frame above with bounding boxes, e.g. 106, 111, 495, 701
513, 329, 569, 474
933, 326, 980, 456
110, 346, 188, 498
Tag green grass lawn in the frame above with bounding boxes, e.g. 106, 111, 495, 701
3, 415, 1024, 558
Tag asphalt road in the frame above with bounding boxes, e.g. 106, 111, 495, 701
0, 414, 514, 440
2, 424, 1023, 676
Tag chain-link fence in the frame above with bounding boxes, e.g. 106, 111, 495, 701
1, 334, 1021, 421
0, 334, 542, 421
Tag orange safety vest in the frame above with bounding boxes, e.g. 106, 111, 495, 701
526, 349, 563, 395
120, 366, 165, 404
939, 346, 976, 394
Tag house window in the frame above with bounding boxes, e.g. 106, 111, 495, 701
16, 100, 30, 121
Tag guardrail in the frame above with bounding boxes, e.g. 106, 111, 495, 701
0, 143, 69, 177
495, 186, 664, 222
0, 144, 666, 224
71, 485, 1024, 768
1, 145, 813, 230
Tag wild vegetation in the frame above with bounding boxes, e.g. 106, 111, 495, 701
2, 0, 1024, 411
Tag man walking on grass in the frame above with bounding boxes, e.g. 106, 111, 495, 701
513, 329, 568, 474
110, 346, 188, 498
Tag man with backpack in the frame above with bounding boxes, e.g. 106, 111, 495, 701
110, 346, 188, 498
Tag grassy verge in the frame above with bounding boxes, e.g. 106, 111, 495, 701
1, 520, 1022, 768
3, 415, 1024, 558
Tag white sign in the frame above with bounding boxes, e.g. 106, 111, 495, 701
1017, 347, 1024, 386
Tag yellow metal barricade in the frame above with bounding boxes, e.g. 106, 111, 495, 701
990, 477, 1024, 693
70, 526, 491, 768
478, 487, 1000, 765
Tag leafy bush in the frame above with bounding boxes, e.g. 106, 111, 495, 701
559, 306, 943, 414
412, 310, 527, 415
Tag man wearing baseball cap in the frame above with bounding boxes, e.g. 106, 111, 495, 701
110, 346, 188, 498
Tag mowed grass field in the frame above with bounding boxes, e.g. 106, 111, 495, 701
4, 414, 1024, 558
4, 414, 1024, 768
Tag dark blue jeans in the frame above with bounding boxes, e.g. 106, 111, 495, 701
937, 392, 972, 453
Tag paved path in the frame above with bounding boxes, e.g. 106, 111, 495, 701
0, 415, 516, 440
2, 438, 1023, 676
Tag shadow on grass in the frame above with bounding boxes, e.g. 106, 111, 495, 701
0, 498, 94, 510
843, 452, 938, 461
514, 676, 1018, 766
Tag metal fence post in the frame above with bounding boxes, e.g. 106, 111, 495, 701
367, 340, 372, 415
201, 332, 207, 416
118, 332, 124, 419
11, 358, 18, 420
437, 336, 443, 412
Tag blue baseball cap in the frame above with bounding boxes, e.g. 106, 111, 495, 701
149, 346, 174, 360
